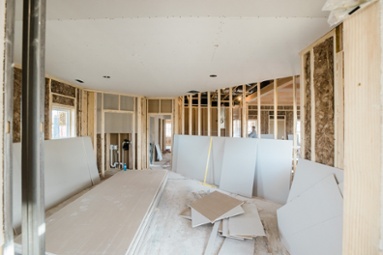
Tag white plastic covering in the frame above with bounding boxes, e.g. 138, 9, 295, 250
323, 0, 374, 26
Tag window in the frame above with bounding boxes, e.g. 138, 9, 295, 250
51, 106, 75, 139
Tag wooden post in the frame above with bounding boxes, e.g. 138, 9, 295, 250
174, 98, 179, 135
198, 93, 201, 136
181, 96, 185, 135
101, 93, 105, 177
188, 95, 192, 135
242, 85, 247, 137
132, 98, 136, 170
310, 48, 316, 161
300, 54, 306, 158
273, 79, 278, 139
137, 96, 142, 170
229, 87, 233, 137
217, 89, 221, 137
292, 76, 297, 174
343, 4, 381, 253
207, 91, 211, 136
257, 82, 261, 138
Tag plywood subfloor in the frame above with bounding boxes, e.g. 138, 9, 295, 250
137, 171, 289, 255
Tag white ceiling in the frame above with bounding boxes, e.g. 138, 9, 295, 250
13, 0, 331, 97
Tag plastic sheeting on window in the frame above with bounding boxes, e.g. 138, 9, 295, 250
322, 0, 374, 26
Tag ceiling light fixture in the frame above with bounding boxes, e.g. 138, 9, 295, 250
75, 79, 84, 83
209, 74, 217, 78
187, 90, 200, 94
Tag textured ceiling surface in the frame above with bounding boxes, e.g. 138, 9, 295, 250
13, 0, 331, 97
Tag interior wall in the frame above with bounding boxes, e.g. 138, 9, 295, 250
343, 2, 382, 254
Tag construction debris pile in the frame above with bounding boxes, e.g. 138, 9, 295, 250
180, 191, 266, 254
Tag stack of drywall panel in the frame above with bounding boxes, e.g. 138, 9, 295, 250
172, 135, 293, 204
277, 159, 343, 255
12, 137, 100, 231
16, 170, 168, 255
181, 191, 265, 255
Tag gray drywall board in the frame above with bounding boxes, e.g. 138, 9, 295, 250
12, 143, 22, 229
218, 238, 255, 255
204, 221, 220, 255
191, 208, 211, 227
104, 112, 133, 133
277, 174, 343, 255
190, 191, 244, 223
219, 138, 257, 197
19, 170, 168, 255
81, 136, 101, 185
12, 138, 97, 229
338, 182, 344, 197
286, 216, 342, 255
215, 205, 244, 222
171, 134, 179, 172
228, 203, 265, 237
44, 138, 95, 208
287, 159, 344, 202
211, 137, 226, 185
173, 135, 212, 182
255, 139, 292, 204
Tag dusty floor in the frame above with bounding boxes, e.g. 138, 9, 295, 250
136, 153, 289, 255
44, 152, 289, 255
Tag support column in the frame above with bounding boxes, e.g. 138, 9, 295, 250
273, 79, 278, 139
217, 89, 221, 137
3, 0, 15, 252
21, 0, 47, 254
293, 76, 298, 174
241, 85, 247, 137
257, 82, 261, 138
198, 93, 201, 136
229, 88, 233, 137
207, 92, 211, 136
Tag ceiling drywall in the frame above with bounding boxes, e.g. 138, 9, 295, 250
13, 0, 331, 97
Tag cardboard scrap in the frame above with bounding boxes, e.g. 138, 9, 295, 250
190, 191, 244, 223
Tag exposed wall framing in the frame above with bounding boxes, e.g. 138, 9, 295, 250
313, 36, 335, 166
300, 29, 341, 167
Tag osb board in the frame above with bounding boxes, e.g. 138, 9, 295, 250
50, 80, 76, 98
52, 94, 75, 107
343, 2, 381, 254
44, 78, 51, 140
303, 52, 311, 160
313, 36, 335, 166
13, 68, 22, 143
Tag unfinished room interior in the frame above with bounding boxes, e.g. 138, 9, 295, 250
0, 0, 382, 254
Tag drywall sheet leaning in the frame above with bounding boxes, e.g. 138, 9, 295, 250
277, 174, 343, 255
20, 170, 168, 255
12, 137, 100, 229
211, 137, 226, 185
172, 135, 212, 182
287, 159, 344, 202
219, 138, 257, 197
255, 139, 293, 204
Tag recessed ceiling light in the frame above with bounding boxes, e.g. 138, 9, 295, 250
75, 79, 84, 83
210, 74, 217, 78
103, 75, 111, 79
187, 90, 199, 94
